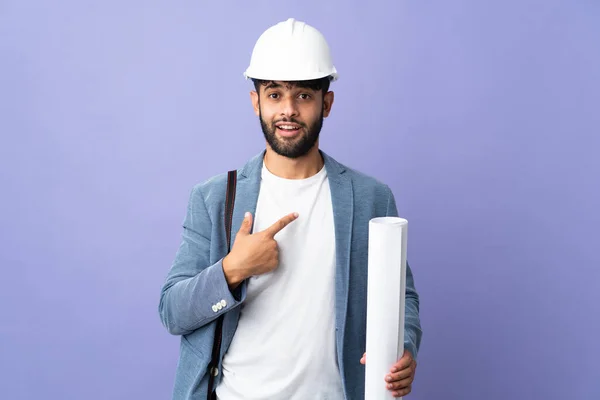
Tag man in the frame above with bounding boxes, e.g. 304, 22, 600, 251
159, 18, 422, 399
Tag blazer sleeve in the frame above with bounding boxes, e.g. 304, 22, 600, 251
385, 186, 423, 360
158, 184, 247, 336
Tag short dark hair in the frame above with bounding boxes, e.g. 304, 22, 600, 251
252, 76, 331, 95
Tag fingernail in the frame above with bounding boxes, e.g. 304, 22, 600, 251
387, 384, 393, 389
245, 212, 250, 218
391, 367, 398, 372
386, 376, 392, 382
293, 212, 299, 217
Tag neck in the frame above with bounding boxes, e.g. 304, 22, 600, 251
263, 145, 324, 179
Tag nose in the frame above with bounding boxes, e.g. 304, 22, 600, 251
280, 96, 299, 118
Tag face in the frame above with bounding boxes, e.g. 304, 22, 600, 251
251, 81, 334, 159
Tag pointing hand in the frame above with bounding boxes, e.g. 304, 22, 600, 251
223, 212, 298, 288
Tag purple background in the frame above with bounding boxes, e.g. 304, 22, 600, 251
1, 1, 599, 399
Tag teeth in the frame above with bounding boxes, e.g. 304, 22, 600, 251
279, 125, 298, 130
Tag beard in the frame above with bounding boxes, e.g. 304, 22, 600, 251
259, 107, 324, 159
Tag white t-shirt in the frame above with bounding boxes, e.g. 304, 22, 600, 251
216, 162, 344, 400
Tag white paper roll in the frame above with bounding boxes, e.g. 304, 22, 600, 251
365, 217, 407, 400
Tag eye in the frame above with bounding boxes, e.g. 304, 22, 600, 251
298, 93, 311, 100
268, 92, 279, 99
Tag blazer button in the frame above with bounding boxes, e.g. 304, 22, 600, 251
211, 367, 219, 377
211, 305, 218, 312
220, 300, 227, 307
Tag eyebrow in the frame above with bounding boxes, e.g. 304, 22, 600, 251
264, 82, 316, 92
265, 82, 282, 90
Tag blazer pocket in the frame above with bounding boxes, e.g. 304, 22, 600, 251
181, 335, 205, 359
176, 336, 210, 383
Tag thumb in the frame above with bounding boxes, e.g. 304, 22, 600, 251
237, 212, 253, 235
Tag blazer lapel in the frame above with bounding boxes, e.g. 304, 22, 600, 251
221, 151, 264, 357
229, 151, 265, 247
322, 151, 353, 369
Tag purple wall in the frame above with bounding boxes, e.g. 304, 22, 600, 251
1, 1, 598, 399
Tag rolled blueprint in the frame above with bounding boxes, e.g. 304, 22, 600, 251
365, 217, 408, 399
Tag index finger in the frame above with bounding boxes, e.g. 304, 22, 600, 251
391, 354, 414, 372
263, 212, 299, 237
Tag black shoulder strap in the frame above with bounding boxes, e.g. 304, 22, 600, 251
207, 170, 237, 399
224, 170, 237, 252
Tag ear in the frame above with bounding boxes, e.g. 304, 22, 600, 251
322, 91, 334, 118
250, 91, 260, 116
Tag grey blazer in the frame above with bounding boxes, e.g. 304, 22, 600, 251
159, 150, 422, 399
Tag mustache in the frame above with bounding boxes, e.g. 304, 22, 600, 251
273, 118, 306, 127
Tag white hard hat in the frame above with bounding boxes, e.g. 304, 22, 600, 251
243, 18, 338, 82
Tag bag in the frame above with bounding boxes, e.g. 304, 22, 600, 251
207, 170, 237, 400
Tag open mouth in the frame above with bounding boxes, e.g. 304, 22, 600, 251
275, 122, 303, 137
275, 123, 301, 132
